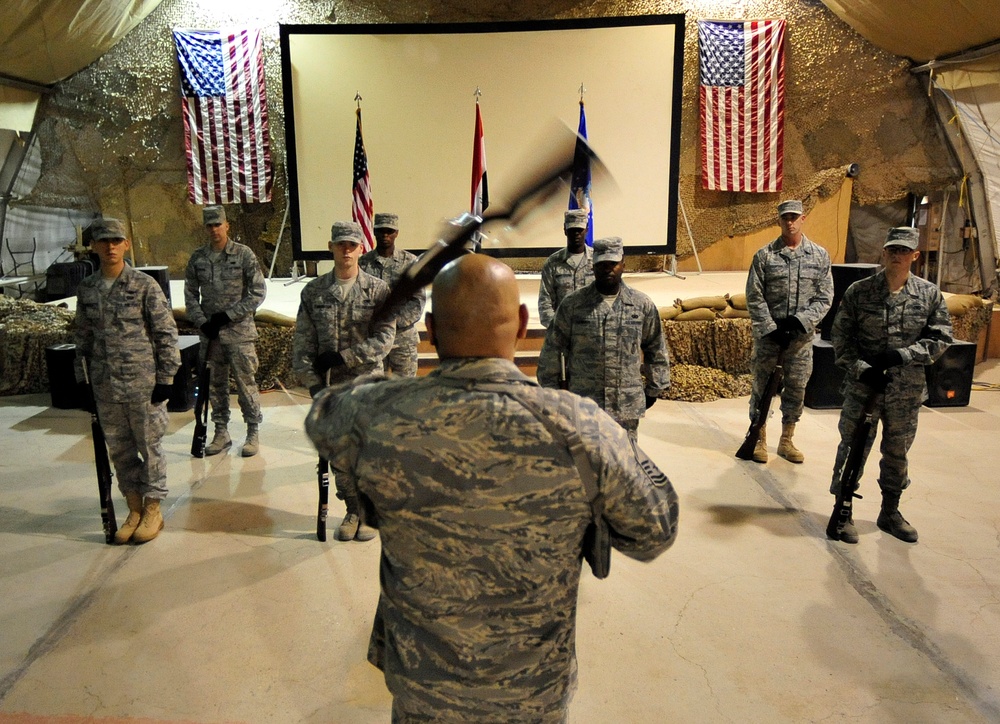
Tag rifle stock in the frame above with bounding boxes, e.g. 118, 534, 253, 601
190, 339, 213, 458
317, 457, 330, 541
826, 389, 879, 539
736, 347, 786, 460
82, 360, 117, 544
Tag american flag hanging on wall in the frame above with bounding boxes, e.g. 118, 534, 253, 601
698, 19, 786, 193
352, 107, 375, 253
173, 28, 273, 204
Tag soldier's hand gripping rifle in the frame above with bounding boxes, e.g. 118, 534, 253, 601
82, 359, 117, 544
735, 345, 787, 460
826, 384, 880, 541
190, 339, 214, 458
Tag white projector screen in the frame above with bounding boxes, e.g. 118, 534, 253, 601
280, 16, 685, 260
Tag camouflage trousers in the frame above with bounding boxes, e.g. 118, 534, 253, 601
96, 397, 169, 500
202, 339, 262, 426
829, 376, 924, 497
385, 325, 419, 378
749, 332, 813, 424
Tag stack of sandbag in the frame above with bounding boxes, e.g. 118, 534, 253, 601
0, 296, 75, 395
944, 293, 994, 346
719, 293, 750, 319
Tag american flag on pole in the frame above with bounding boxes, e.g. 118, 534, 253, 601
173, 28, 272, 204
568, 99, 594, 247
470, 101, 489, 251
352, 107, 375, 253
698, 19, 786, 193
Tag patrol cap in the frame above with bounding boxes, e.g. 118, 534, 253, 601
883, 226, 919, 250
593, 236, 624, 264
564, 209, 589, 230
373, 213, 398, 231
203, 205, 226, 225
90, 218, 127, 241
777, 199, 804, 217
331, 221, 364, 245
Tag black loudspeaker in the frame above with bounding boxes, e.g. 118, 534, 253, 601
136, 265, 171, 305
820, 263, 880, 341
46, 261, 93, 301
805, 338, 846, 409
168, 335, 201, 412
46, 343, 85, 409
924, 340, 976, 407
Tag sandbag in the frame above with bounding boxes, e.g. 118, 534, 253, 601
659, 305, 682, 321
728, 293, 748, 310
256, 309, 296, 327
674, 308, 719, 321
719, 306, 751, 319
944, 294, 982, 316
677, 295, 728, 311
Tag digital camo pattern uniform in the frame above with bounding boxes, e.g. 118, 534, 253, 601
184, 240, 266, 425
305, 357, 678, 723
537, 282, 670, 435
745, 235, 833, 423
829, 271, 952, 496
537, 246, 594, 328
293, 270, 394, 502
360, 247, 426, 377
75, 266, 180, 500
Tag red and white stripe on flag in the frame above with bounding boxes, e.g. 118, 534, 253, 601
471, 102, 488, 216
699, 19, 785, 193
351, 107, 375, 253
176, 28, 272, 204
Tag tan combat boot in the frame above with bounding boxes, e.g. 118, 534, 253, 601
114, 491, 144, 544
205, 425, 231, 455
336, 513, 360, 541
132, 498, 164, 543
241, 423, 259, 457
355, 518, 377, 542
777, 423, 804, 463
752, 426, 768, 463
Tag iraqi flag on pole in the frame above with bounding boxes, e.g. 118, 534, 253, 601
568, 99, 594, 247
173, 28, 272, 204
698, 19, 786, 193
352, 107, 375, 253
470, 101, 489, 250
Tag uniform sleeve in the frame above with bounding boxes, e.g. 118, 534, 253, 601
537, 301, 571, 388
745, 250, 776, 339
794, 248, 834, 332
394, 285, 426, 330
537, 263, 556, 329
640, 300, 670, 395
293, 290, 322, 390
183, 253, 207, 328
900, 289, 953, 366
340, 283, 396, 370
145, 283, 181, 384
831, 285, 866, 379
588, 409, 679, 561
224, 248, 267, 322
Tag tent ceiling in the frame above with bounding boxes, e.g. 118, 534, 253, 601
0, 0, 164, 87
820, 0, 1000, 62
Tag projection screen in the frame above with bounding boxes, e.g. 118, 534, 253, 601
280, 16, 685, 260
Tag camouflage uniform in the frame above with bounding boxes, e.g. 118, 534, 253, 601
305, 357, 678, 723
75, 265, 180, 500
184, 240, 266, 425
829, 271, 952, 496
746, 235, 833, 423
360, 247, 426, 377
537, 246, 594, 328
294, 269, 395, 504
537, 282, 670, 438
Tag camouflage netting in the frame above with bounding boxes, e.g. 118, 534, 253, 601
14, 0, 959, 277
0, 297, 75, 395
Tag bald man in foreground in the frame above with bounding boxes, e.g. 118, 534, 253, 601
305, 254, 679, 723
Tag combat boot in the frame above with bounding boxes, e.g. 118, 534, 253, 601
114, 491, 144, 544
336, 513, 360, 541
752, 426, 768, 463
132, 498, 164, 544
777, 423, 804, 463
241, 424, 259, 457
877, 491, 918, 542
205, 425, 232, 455
355, 518, 377, 542
825, 501, 859, 544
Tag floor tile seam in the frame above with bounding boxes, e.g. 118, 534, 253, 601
677, 401, 1000, 720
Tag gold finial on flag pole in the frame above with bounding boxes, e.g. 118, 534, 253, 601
355, 91, 363, 108
474, 86, 482, 102
579, 83, 586, 102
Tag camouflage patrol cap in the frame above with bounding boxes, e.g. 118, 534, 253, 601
331, 221, 364, 244
203, 205, 226, 225
593, 236, 624, 264
374, 213, 399, 230
777, 200, 804, 217
90, 218, 128, 241
564, 209, 589, 230
884, 226, 919, 250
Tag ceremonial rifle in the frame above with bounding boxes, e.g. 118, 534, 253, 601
190, 338, 213, 457
826, 387, 880, 540
82, 359, 117, 544
736, 346, 786, 460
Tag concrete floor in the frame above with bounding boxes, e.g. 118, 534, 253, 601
2, 274, 1000, 723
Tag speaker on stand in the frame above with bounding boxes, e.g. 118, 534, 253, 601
924, 340, 976, 407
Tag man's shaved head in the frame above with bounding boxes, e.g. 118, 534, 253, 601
427, 254, 528, 360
